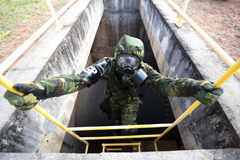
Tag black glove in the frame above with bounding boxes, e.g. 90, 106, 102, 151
99, 97, 111, 119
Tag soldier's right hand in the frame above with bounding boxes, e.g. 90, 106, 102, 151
4, 83, 45, 111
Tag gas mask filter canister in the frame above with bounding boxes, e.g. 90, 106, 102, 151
132, 68, 148, 86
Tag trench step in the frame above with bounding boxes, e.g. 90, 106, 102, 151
0, 149, 239, 160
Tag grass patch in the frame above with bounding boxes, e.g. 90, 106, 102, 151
0, 0, 47, 39
0, 30, 12, 39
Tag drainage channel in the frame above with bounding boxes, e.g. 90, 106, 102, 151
60, 1, 183, 153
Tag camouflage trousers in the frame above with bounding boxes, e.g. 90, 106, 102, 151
109, 96, 139, 136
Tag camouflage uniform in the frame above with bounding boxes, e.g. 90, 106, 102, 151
4, 35, 223, 137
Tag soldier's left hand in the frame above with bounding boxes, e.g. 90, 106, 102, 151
189, 80, 223, 105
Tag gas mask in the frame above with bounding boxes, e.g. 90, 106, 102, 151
116, 54, 147, 86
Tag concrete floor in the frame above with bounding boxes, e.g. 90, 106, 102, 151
0, 149, 240, 160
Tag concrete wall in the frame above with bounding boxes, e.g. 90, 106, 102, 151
140, 0, 240, 149
0, 0, 104, 152
91, 0, 141, 62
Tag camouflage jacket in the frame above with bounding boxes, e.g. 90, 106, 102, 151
39, 57, 196, 103
101, 57, 193, 104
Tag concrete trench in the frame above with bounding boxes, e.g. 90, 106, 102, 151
0, 0, 239, 158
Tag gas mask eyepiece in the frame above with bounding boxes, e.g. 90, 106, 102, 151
117, 54, 139, 72
116, 54, 147, 86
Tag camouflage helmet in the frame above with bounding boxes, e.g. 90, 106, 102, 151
114, 34, 144, 61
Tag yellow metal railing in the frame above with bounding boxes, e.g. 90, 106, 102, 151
102, 143, 141, 153
68, 123, 172, 131
0, 74, 169, 153
0, 75, 89, 154
0, 0, 77, 75
1, 59, 239, 153
168, 0, 240, 78
175, 0, 189, 27
45, 0, 63, 31
154, 59, 240, 151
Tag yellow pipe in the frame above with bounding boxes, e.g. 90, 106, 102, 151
154, 141, 158, 151
138, 143, 141, 152
102, 143, 141, 152
33, 105, 89, 154
102, 143, 141, 147
166, 0, 240, 78
81, 134, 162, 140
67, 123, 172, 131
0, 0, 77, 75
176, 0, 190, 27
154, 59, 240, 151
106, 148, 122, 152
45, 0, 63, 31
0, 75, 89, 154
102, 144, 106, 153
213, 59, 240, 88
0, 75, 24, 96
105, 147, 139, 152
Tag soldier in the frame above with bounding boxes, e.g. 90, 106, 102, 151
4, 34, 223, 151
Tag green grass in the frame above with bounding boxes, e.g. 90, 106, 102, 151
0, 0, 47, 39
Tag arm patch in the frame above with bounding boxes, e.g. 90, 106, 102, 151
81, 59, 110, 86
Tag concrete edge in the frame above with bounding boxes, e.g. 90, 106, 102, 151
0, 149, 239, 160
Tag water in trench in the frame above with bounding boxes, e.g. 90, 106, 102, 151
60, 3, 184, 153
